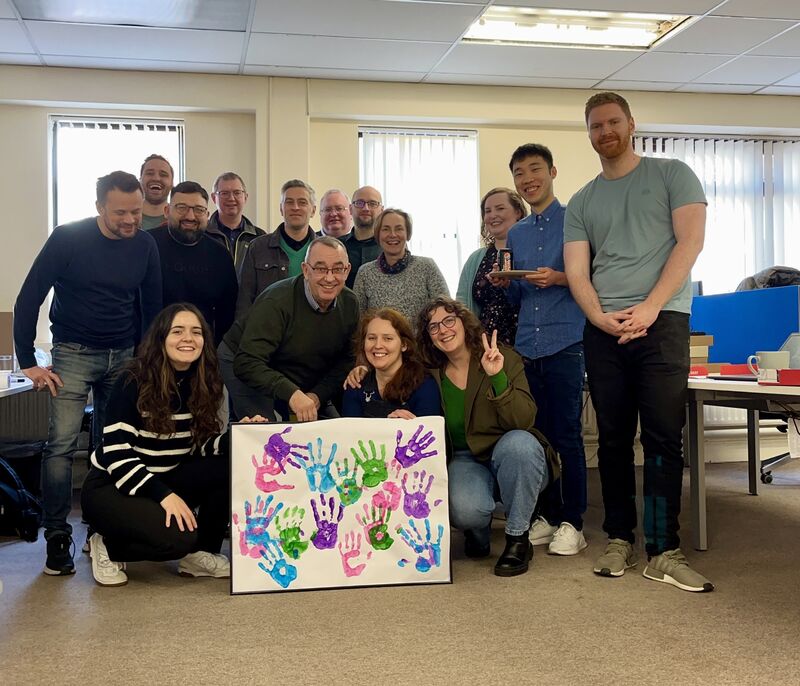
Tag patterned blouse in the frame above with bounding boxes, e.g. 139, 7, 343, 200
472, 245, 519, 346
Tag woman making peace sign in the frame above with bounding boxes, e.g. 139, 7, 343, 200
417, 297, 557, 577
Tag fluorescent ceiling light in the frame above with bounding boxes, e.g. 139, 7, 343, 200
463, 6, 691, 50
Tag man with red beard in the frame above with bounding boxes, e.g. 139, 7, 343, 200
139, 154, 174, 230
564, 92, 712, 592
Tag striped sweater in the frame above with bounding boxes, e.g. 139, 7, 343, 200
90, 369, 226, 502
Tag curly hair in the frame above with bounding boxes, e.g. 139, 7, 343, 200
353, 308, 427, 404
416, 296, 485, 369
479, 187, 528, 245
127, 303, 223, 445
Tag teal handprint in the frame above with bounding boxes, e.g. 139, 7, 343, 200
396, 518, 444, 573
334, 457, 363, 506
351, 439, 388, 488
258, 539, 298, 589
274, 505, 309, 560
301, 437, 337, 493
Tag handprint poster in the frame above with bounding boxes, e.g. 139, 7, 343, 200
230, 416, 451, 594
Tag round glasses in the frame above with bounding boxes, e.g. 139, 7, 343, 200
427, 315, 458, 335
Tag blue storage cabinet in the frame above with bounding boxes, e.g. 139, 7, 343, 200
690, 286, 800, 363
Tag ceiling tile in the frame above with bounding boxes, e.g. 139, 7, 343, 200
25, 21, 245, 63
756, 85, 800, 95
775, 70, 800, 87
609, 52, 731, 82
0, 17, 33, 52
246, 34, 449, 71
0, 0, 15, 19
595, 79, 678, 92
426, 73, 599, 88
712, 0, 800, 20
251, 0, 481, 42
436, 43, 641, 78
243, 64, 427, 82
698, 55, 800, 85
42, 55, 239, 74
653, 16, 795, 54
505, 1, 718, 12
750, 26, 800, 58
674, 83, 761, 93
0, 52, 39, 65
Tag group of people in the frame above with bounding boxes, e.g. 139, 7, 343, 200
13, 90, 714, 593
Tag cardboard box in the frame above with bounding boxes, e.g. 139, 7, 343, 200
690, 334, 714, 346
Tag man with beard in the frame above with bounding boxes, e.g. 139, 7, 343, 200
564, 92, 712, 592
139, 154, 174, 230
343, 185, 383, 288
149, 181, 238, 344
14, 171, 162, 576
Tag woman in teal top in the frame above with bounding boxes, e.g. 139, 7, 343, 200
416, 296, 554, 577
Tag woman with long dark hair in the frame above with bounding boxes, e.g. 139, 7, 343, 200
342, 308, 440, 419
417, 296, 556, 577
81, 303, 236, 586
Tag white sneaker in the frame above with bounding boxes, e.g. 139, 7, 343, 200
178, 551, 230, 578
548, 522, 588, 556
89, 534, 128, 587
529, 516, 558, 545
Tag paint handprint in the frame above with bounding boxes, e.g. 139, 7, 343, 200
396, 518, 444, 573
371, 461, 402, 512
274, 505, 309, 560
265, 427, 306, 472
351, 439, 388, 488
334, 458, 363, 507
402, 469, 435, 518
251, 452, 294, 494
310, 493, 344, 550
394, 425, 437, 469
356, 503, 394, 551
301, 438, 337, 493
233, 494, 284, 559
258, 539, 298, 589
337, 531, 372, 577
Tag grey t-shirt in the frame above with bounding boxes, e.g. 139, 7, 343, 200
564, 156, 706, 314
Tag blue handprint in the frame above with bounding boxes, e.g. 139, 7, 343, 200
301, 437, 337, 493
394, 425, 437, 469
257, 539, 298, 589
396, 518, 444, 573
310, 493, 345, 550
233, 494, 284, 559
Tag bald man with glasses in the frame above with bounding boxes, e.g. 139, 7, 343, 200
343, 185, 384, 288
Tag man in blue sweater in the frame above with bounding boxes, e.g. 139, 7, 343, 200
14, 170, 162, 577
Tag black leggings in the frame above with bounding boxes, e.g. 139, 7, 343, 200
81, 457, 229, 563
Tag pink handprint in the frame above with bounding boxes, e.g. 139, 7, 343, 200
251, 452, 294, 493
338, 530, 372, 577
356, 503, 394, 551
402, 469, 434, 519
233, 494, 284, 559
371, 461, 402, 512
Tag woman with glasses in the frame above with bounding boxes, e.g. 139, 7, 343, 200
352, 208, 450, 323
342, 308, 440, 419
417, 296, 556, 577
456, 187, 527, 347
81, 303, 264, 587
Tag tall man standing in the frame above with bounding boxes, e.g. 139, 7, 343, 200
344, 186, 383, 289
14, 171, 162, 576
563, 92, 712, 592
139, 154, 174, 230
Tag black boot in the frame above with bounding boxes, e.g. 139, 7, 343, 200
464, 529, 491, 559
494, 532, 533, 577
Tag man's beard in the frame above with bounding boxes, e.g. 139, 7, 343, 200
168, 222, 203, 245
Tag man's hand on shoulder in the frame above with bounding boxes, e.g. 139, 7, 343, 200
22, 365, 63, 397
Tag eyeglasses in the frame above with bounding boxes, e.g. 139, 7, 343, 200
352, 199, 381, 209
321, 206, 348, 215
309, 266, 348, 276
172, 204, 208, 216
215, 190, 245, 199
427, 315, 458, 335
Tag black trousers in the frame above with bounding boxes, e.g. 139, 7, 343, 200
584, 311, 689, 557
81, 456, 229, 562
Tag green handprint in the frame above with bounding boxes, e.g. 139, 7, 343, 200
356, 503, 394, 551
351, 439, 388, 488
334, 457, 363, 507
274, 506, 309, 560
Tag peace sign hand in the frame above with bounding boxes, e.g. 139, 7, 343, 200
480, 330, 504, 377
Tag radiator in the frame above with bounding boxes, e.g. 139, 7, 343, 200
0, 390, 50, 442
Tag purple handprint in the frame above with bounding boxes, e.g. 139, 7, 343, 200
310, 493, 344, 550
396, 518, 444, 573
265, 427, 306, 473
233, 494, 284, 559
394, 425, 437, 469
402, 469, 434, 518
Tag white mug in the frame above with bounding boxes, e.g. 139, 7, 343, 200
747, 350, 790, 382
0, 370, 10, 389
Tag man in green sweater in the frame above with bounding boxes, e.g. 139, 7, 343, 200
224, 236, 359, 421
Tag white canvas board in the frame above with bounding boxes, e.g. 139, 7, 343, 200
230, 416, 450, 594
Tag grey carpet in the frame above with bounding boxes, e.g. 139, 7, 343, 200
2, 462, 800, 686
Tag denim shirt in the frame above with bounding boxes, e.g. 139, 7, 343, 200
506, 198, 585, 360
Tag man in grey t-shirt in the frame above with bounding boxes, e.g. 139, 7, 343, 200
564, 92, 713, 593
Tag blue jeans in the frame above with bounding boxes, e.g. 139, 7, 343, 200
524, 342, 587, 529
42, 341, 132, 538
448, 430, 549, 547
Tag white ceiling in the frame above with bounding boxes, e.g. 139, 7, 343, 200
2, 0, 800, 95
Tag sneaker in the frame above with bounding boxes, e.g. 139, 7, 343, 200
178, 551, 231, 578
89, 534, 128, 587
529, 516, 558, 546
643, 549, 714, 592
548, 522, 588, 556
43, 533, 76, 576
593, 538, 637, 577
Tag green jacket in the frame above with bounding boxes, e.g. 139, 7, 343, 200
429, 346, 559, 479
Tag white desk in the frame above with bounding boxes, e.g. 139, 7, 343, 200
686, 378, 800, 551
0, 377, 33, 400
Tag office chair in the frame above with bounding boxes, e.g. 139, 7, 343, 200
760, 415, 794, 484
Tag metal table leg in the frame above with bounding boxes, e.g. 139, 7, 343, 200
688, 391, 707, 551
747, 409, 760, 496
